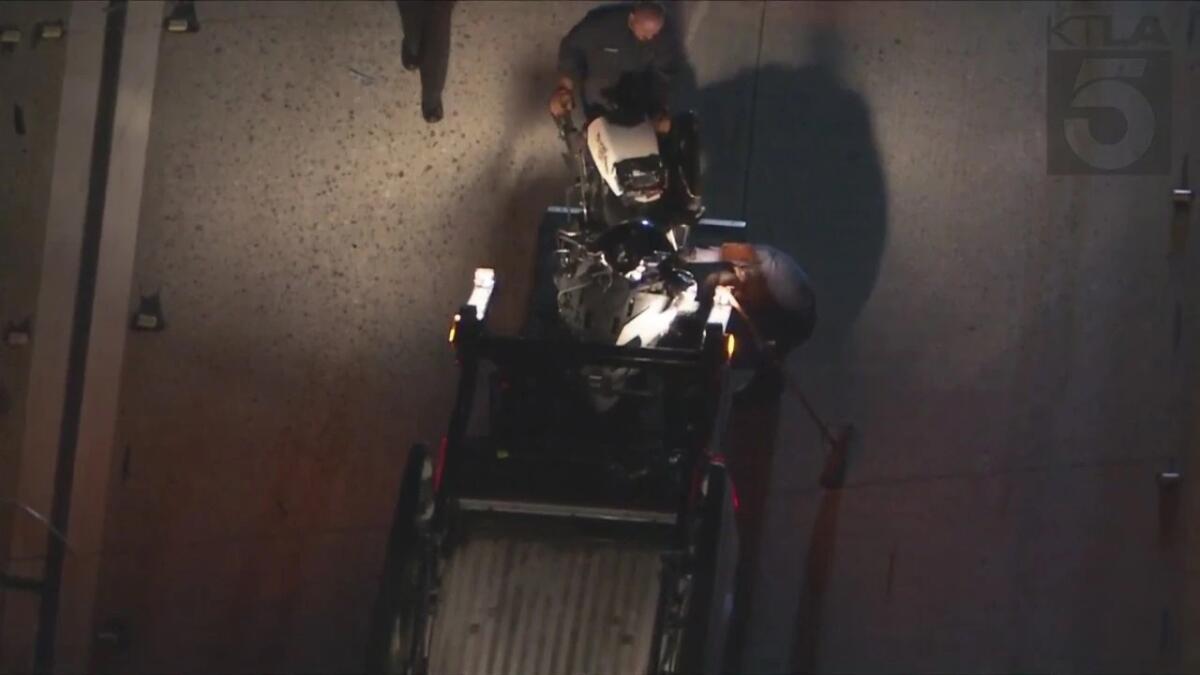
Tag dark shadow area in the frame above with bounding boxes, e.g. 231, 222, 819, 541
722, 394, 783, 672
672, 18, 887, 674
666, 6, 886, 350
791, 489, 843, 672
698, 31, 887, 355
395, 1, 455, 122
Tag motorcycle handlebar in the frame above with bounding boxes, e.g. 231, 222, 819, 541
554, 112, 578, 137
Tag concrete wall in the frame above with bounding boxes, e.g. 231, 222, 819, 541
0, 0, 1196, 673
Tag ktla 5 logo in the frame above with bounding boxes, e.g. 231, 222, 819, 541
1046, 14, 1171, 175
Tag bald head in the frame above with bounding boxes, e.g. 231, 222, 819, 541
628, 2, 665, 42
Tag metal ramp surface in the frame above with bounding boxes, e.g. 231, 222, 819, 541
427, 525, 664, 675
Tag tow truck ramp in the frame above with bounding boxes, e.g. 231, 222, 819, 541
427, 509, 666, 675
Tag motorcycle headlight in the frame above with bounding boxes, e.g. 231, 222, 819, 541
615, 156, 666, 202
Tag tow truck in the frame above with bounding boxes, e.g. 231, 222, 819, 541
365, 86, 753, 672
365, 240, 744, 674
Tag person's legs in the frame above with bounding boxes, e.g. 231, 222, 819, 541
652, 111, 702, 227
670, 111, 702, 211
418, 1, 454, 122
396, 1, 428, 70
736, 361, 786, 406
734, 302, 817, 408
522, 211, 565, 339
728, 312, 786, 408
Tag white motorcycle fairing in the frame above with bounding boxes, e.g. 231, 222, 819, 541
586, 117, 663, 203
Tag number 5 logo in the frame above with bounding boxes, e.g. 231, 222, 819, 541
1060, 57, 1162, 172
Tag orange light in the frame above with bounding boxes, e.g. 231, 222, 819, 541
725, 333, 736, 360
448, 314, 460, 344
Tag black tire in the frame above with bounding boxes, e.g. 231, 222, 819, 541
654, 462, 736, 675
365, 444, 433, 675
679, 462, 733, 674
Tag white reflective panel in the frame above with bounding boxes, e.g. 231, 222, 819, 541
466, 267, 496, 319
616, 298, 677, 347
697, 217, 747, 229
708, 285, 734, 330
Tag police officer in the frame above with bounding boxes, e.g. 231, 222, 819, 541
549, 1, 684, 133
685, 242, 817, 401
550, 1, 702, 227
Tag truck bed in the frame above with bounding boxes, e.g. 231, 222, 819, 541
427, 511, 670, 675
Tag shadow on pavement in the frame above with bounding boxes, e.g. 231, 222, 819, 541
681, 21, 888, 674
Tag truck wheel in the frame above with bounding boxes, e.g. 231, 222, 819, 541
680, 462, 735, 674
654, 462, 737, 675
366, 444, 434, 675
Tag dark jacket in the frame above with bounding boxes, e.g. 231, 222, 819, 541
557, 3, 684, 117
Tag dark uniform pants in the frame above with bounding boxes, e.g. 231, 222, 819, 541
397, 1, 453, 110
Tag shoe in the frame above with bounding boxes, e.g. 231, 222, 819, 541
423, 101, 443, 123
401, 40, 420, 71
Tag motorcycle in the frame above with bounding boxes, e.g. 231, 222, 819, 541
554, 87, 702, 233
545, 104, 709, 410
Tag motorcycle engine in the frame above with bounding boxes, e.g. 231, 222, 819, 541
554, 220, 700, 410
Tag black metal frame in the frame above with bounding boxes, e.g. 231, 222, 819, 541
437, 304, 729, 505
